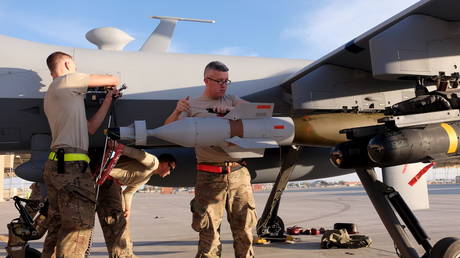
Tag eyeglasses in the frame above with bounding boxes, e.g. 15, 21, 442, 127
207, 77, 231, 85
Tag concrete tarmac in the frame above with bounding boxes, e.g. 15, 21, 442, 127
1, 185, 459, 257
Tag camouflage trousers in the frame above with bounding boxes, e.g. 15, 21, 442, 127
191, 167, 257, 258
42, 160, 96, 258
97, 180, 135, 258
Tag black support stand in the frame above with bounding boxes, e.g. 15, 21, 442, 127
356, 167, 432, 258
256, 146, 301, 239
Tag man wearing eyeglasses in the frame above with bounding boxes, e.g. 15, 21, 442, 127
93, 142, 176, 257
165, 61, 257, 258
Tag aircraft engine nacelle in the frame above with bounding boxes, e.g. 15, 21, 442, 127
370, 14, 460, 80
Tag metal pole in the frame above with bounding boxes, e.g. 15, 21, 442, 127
356, 168, 419, 258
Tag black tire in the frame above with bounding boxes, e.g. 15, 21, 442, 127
430, 237, 460, 258
26, 246, 42, 258
257, 216, 285, 237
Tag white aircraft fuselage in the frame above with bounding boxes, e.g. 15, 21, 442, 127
1, 34, 350, 186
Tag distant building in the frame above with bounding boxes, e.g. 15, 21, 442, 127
344, 181, 361, 187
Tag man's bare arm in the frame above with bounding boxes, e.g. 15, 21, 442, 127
87, 89, 119, 135
88, 74, 120, 88
122, 182, 148, 219
122, 186, 136, 219
234, 98, 249, 106
212, 98, 249, 113
164, 96, 190, 125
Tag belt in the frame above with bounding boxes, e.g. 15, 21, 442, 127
197, 162, 243, 174
48, 152, 90, 163
51, 147, 87, 154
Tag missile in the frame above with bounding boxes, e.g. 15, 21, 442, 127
150, 116, 295, 148
109, 103, 294, 158
367, 121, 460, 166
330, 120, 460, 169
106, 103, 383, 158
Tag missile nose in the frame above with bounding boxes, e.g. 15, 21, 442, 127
329, 146, 346, 168
330, 141, 376, 169
149, 119, 196, 147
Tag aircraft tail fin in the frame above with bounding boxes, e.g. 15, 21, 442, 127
140, 16, 214, 53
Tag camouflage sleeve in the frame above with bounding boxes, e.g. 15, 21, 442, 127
122, 146, 158, 169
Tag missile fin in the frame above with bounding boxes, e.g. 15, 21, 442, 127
224, 103, 274, 120
221, 145, 265, 158
225, 136, 279, 149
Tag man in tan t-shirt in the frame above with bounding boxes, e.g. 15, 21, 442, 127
95, 142, 176, 257
165, 61, 257, 258
42, 51, 120, 257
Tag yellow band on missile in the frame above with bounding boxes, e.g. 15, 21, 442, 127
440, 123, 458, 154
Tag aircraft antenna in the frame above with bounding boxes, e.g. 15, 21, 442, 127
150, 16, 215, 24
140, 16, 215, 53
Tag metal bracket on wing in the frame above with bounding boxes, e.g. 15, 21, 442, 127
140, 16, 215, 53
380, 109, 460, 128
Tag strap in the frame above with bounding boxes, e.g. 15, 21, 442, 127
96, 143, 125, 185
197, 164, 223, 173
197, 164, 243, 173
321, 229, 372, 249
48, 152, 90, 163
57, 149, 65, 174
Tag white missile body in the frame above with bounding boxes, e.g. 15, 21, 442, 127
150, 116, 295, 148
116, 103, 295, 158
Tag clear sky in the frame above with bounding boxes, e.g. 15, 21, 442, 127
1, 0, 421, 182
0, 0, 419, 60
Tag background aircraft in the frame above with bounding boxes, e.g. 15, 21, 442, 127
2, 0, 460, 256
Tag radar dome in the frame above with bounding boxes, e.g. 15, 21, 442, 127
86, 27, 134, 51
